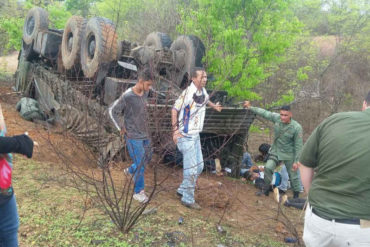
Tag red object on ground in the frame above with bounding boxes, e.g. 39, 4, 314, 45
0, 158, 12, 189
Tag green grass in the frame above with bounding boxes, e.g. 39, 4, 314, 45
0, 71, 13, 82
249, 124, 270, 134
13, 157, 287, 247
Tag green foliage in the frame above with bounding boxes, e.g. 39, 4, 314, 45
65, 0, 98, 17
47, 3, 72, 29
0, 17, 23, 51
90, 0, 180, 42
15, 158, 130, 247
0, 0, 72, 53
178, 0, 303, 100
249, 124, 270, 134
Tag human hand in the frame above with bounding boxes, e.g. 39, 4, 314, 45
292, 163, 298, 171
173, 130, 183, 144
214, 102, 222, 112
243, 101, 251, 109
120, 127, 126, 136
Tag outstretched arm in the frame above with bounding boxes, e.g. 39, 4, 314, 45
243, 101, 279, 122
207, 101, 222, 112
0, 135, 34, 158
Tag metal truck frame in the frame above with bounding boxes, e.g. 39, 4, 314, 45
15, 7, 254, 176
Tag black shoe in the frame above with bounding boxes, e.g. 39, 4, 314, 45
176, 192, 183, 198
293, 191, 299, 199
278, 189, 286, 194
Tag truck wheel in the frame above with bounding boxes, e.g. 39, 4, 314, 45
80, 17, 118, 78
61, 16, 86, 70
23, 7, 49, 45
144, 32, 172, 50
170, 35, 205, 87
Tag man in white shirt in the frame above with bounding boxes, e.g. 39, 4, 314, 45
171, 67, 222, 209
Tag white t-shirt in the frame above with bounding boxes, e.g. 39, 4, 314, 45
173, 82, 209, 136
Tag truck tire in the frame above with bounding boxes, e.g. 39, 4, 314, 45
144, 32, 172, 50
23, 7, 49, 45
61, 16, 87, 70
80, 17, 118, 78
170, 35, 205, 87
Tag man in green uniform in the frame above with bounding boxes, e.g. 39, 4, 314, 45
298, 92, 370, 247
244, 102, 303, 198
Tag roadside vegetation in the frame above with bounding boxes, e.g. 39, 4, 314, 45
14, 156, 286, 247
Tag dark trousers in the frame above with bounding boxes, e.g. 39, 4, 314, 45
0, 195, 19, 247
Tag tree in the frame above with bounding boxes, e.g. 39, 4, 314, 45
89, 0, 180, 42
178, 0, 302, 100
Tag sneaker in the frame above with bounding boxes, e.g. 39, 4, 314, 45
176, 191, 183, 198
133, 191, 149, 203
181, 201, 201, 210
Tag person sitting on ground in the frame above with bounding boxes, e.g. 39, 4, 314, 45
245, 165, 282, 190
240, 143, 270, 177
240, 151, 253, 176
254, 143, 270, 163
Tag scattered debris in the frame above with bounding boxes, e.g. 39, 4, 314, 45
275, 222, 288, 235
91, 239, 106, 245
256, 199, 263, 205
164, 231, 187, 245
178, 216, 184, 225
216, 224, 226, 234
142, 207, 157, 215
284, 237, 298, 243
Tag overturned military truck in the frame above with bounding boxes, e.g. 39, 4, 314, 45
15, 7, 255, 176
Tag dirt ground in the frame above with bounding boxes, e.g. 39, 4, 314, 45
0, 53, 305, 245
0, 81, 305, 244
0, 51, 19, 73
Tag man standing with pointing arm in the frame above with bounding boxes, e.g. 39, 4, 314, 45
244, 101, 303, 198
171, 67, 222, 210
298, 91, 370, 247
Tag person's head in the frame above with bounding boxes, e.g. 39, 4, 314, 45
362, 91, 370, 111
137, 67, 154, 91
258, 143, 271, 157
279, 105, 292, 124
191, 67, 207, 90
245, 165, 260, 181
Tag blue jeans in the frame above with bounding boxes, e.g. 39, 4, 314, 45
0, 195, 19, 247
240, 152, 253, 175
126, 138, 151, 194
177, 135, 203, 204
278, 164, 289, 191
278, 164, 304, 192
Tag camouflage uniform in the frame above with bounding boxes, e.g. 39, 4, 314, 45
250, 107, 303, 193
